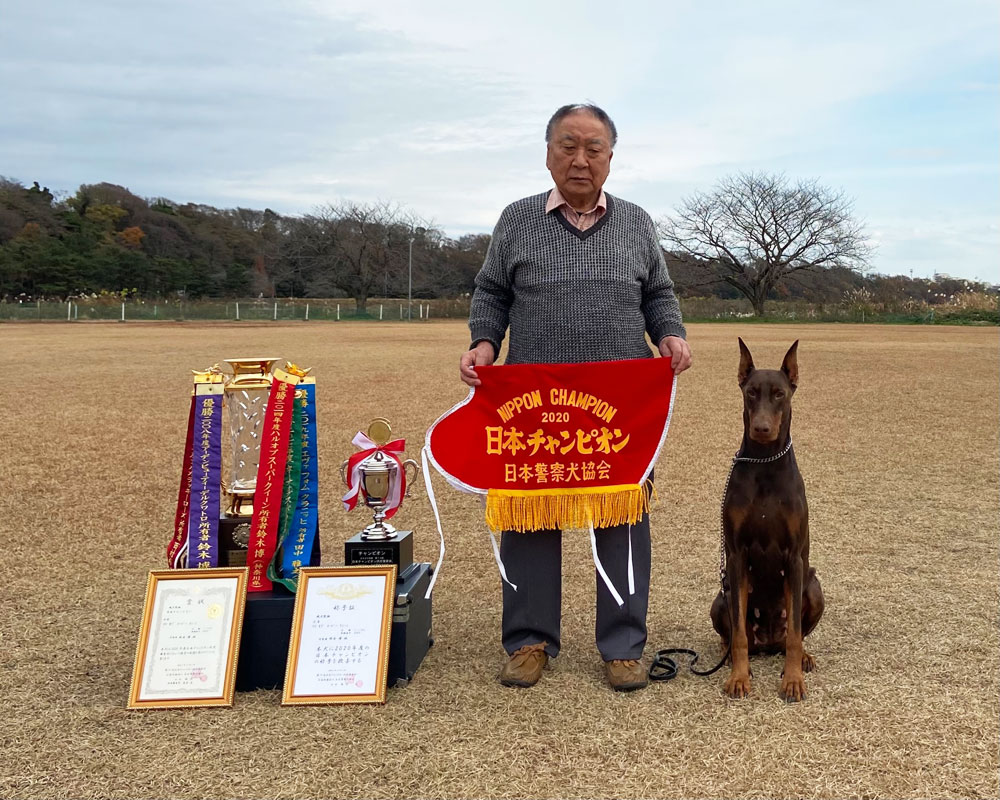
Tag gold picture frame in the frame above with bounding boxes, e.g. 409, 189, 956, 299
127, 568, 248, 709
282, 565, 397, 705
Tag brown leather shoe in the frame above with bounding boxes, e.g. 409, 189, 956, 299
499, 642, 549, 688
605, 659, 648, 692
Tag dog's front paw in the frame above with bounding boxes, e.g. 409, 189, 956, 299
801, 652, 816, 673
724, 671, 751, 699
780, 672, 806, 702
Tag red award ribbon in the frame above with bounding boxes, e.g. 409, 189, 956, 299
342, 432, 407, 520
167, 394, 196, 568
247, 369, 298, 592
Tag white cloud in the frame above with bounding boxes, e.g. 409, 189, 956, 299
0, 0, 996, 281
868, 214, 1000, 282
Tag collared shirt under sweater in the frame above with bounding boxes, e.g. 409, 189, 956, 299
469, 190, 686, 365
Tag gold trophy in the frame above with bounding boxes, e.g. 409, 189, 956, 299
218, 357, 281, 564
341, 418, 419, 577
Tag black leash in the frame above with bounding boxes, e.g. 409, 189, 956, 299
649, 643, 730, 682
648, 441, 794, 684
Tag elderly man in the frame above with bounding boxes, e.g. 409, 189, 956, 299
459, 103, 691, 691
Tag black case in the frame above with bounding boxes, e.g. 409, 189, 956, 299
235, 588, 296, 692
388, 562, 434, 687
234, 562, 433, 691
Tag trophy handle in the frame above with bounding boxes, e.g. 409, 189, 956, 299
402, 459, 419, 497
339, 458, 350, 488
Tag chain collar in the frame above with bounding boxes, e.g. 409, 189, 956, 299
733, 436, 793, 464
717, 438, 794, 587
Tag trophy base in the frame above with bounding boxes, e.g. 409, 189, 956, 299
226, 492, 255, 518
218, 517, 251, 568
218, 516, 322, 569
235, 586, 295, 692
360, 522, 397, 539
345, 529, 413, 578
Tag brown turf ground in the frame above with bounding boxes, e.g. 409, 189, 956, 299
0, 321, 997, 799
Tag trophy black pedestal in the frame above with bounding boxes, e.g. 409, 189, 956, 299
345, 530, 413, 578
232, 529, 322, 692
218, 517, 250, 568
218, 516, 323, 569
235, 587, 295, 691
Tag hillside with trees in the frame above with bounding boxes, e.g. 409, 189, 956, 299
0, 178, 488, 307
1, 176, 995, 321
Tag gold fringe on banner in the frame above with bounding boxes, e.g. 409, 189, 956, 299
485, 484, 652, 533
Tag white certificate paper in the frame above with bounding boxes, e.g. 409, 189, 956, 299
138, 576, 240, 702
285, 569, 394, 703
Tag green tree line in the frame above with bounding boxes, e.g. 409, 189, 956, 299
1, 177, 993, 313
0, 179, 489, 310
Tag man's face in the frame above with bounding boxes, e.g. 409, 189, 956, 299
545, 111, 613, 209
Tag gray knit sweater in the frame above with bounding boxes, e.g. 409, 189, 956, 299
469, 191, 686, 365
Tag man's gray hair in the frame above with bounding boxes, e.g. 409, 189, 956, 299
545, 103, 618, 149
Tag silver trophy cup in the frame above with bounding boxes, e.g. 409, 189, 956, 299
342, 449, 418, 541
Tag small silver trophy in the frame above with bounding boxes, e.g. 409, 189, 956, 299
342, 418, 418, 571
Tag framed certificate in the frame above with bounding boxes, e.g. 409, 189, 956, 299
127, 568, 248, 709
282, 565, 397, 705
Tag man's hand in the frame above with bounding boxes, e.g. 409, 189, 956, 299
460, 341, 496, 386
657, 335, 692, 374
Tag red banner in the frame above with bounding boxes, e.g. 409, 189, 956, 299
167, 395, 196, 568
426, 359, 675, 532
247, 372, 297, 591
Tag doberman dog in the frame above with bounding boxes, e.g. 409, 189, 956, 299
710, 339, 824, 701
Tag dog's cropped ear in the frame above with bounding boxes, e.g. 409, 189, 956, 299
737, 337, 755, 387
782, 340, 799, 391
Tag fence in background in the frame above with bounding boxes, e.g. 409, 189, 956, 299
1, 295, 996, 325
0, 298, 459, 322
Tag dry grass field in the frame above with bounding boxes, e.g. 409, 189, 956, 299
1, 320, 997, 800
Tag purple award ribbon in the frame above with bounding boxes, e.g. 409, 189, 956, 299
187, 389, 223, 568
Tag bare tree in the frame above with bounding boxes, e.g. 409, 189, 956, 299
332, 201, 406, 311
279, 212, 340, 298
281, 201, 426, 311
660, 172, 872, 316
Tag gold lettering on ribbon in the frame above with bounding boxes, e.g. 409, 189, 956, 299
547, 388, 618, 423
248, 378, 295, 589
291, 393, 310, 574
496, 389, 543, 422
485, 426, 629, 457
195, 402, 214, 564
496, 388, 618, 423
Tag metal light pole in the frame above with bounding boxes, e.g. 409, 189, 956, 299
408, 226, 425, 322
383, 235, 390, 298
408, 236, 414, 321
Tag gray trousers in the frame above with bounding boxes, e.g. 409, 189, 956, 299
500, 509, 652, 662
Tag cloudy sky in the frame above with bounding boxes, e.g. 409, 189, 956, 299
2, 0, 997, 282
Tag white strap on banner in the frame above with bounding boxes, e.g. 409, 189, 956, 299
627, 523, 635, 596
489, 531, 518, 591
420, 446, 445, 600
173, 541, 189, 569
590, 521, 624, 608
